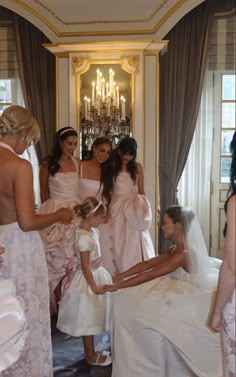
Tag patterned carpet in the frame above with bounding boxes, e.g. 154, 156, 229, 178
51, 317, 112, 377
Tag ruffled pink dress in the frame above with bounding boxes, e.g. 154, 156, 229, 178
78, 163, 115, 275
109, 172, 155, 273
39, 157, 81, 313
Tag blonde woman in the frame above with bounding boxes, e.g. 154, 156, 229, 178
0, 105, 72, 377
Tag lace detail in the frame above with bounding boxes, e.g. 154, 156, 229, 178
0, 223, 53, 377
222, 289, 236, 377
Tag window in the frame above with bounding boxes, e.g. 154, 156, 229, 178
220, 74, 236, 183
0, 78, 41, 206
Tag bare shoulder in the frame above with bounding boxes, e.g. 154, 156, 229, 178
227, 194, 236, 225
15, 157, 32, 173
228, 194, 236, 209
82, 159, 91, 167
136, 162, 143, 172
74, 156, 81, 167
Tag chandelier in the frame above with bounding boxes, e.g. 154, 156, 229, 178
81, 68, 130, 154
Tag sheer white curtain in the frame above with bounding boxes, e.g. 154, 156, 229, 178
178, 71, 213, 248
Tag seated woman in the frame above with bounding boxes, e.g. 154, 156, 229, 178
105, 206, 223, 377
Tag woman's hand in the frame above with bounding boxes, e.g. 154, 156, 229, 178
103, 283, 120, 292
56, 208, 73, 223
208, 311, 222, 332
0, 246, 5, 267
92, 286, 105, 295
112, 275, 122, 284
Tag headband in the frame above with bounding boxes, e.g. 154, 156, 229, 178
87, 201, 105, 217
59, 127, 76, 138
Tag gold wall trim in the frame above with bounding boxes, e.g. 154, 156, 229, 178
72, 57, 91, 75
121, 55, 139, 74
9, 0, 189, 37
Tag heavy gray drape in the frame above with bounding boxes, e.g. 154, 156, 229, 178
159, 0, 213, 251
13, 14, 56, 161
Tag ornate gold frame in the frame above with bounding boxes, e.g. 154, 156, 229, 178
72, 55, 139, 157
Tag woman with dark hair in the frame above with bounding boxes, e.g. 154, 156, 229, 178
39, 126, 81, 314
209, 131, 236, 377
107, 137, 155, 273
78, 137, 114, 273
105, 205, 222, 377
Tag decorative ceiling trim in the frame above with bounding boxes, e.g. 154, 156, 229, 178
31, 0, 169, 25
7, 0, 191, 37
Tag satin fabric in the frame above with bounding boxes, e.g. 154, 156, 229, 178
109, 172, 155, 273
57, 228, 112, 336
111, 260, 223, 377
78, 177, 115, 274
39, 159, 81, 313
0, 280, 27, 373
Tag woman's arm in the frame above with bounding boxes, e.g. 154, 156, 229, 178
113, 250, 171, 282
15, 159, 72, 231
209, 195, 236, 332
80, 251, 104, 294
39, 159, 50, 203
106, 251, 186, 291
137, 163, 145, 195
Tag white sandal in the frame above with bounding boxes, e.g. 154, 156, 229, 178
87, 353, 112, 366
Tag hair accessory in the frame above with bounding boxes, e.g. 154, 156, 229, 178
87, 201, 104, 217
59, 127, 76, 138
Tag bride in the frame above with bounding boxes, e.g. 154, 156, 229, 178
104, 206, 223, 377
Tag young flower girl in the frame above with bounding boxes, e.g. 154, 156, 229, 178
57, 197, 112, 366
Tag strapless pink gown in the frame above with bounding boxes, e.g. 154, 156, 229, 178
39, 169, 81, 313
78, 178, 116, 275
109, 172, 155, 273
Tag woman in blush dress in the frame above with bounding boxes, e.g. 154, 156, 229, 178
0, 105, 72, 377
107, 137, 155, 274
209, 131, 236, 377
78, 137, 115, 274
39, 126, 81, 314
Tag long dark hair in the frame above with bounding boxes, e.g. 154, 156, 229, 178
46, 127, 78, 176
90, 137, 113, 204
113, 137, 138, 182
223, 131, 236, 236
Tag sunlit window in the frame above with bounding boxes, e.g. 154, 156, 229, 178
220, 74, 236, 183
0, 78, 40, 206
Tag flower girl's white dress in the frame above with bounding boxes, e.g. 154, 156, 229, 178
57, 228, 112, 336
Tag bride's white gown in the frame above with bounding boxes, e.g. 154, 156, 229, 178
111, 260, 222, 377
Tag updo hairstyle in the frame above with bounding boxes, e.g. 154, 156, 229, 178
73, 197, 106, 219
165, 205, 195, 234
0, 105, 40, 146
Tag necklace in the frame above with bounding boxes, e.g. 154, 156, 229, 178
0, 141, 16, 154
